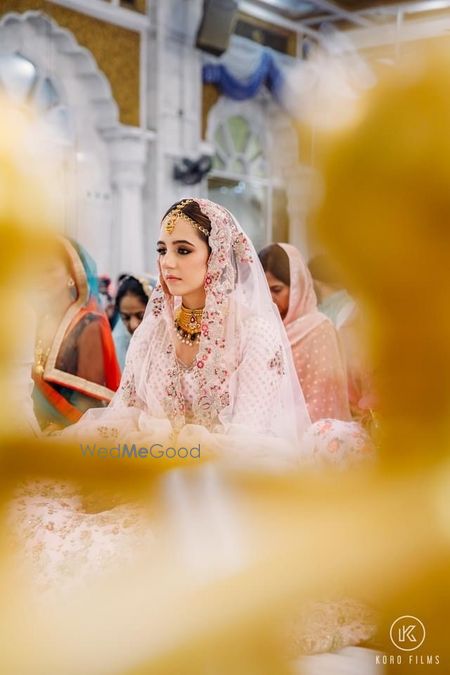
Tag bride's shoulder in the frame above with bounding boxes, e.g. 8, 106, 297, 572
240, 312, 281, 348
241, 311, 278, 331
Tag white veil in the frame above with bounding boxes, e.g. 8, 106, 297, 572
66, 199, 310, 466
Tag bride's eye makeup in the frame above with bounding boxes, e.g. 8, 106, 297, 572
157, 238, 195, 257
156, 247, 191, 256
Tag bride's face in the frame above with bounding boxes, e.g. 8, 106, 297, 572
157, 217, 209, 300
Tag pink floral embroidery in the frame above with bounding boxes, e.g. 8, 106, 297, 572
197, 395, 211, 411
220, 392, 230, 407
232, 231, 253, 264
152, 293, 164, 317
319, 420, 333, 434
327, 438, 343, 454
268, 348, 285, 376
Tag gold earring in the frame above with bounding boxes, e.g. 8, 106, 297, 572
67, 277, 75, 288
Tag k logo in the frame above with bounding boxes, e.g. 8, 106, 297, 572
390, 616, 426, 651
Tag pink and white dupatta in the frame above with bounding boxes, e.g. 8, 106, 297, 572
278, 243, 351, 423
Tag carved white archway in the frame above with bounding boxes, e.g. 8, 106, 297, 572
0, 11, 148, 275
0, 11, 119, 130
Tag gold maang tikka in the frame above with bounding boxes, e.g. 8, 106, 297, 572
163, 199, 209, 237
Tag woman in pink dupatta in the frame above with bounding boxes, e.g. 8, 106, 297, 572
259, 243, 351, 423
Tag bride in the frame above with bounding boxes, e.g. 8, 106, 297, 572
65, 197, 311, 467
11, 198, 311, 591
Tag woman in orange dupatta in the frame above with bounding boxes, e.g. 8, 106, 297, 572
32, 237, 121, 430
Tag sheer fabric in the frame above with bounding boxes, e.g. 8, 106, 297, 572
300, 418, 375, 468
9, 480, 153, 595
278, 243, 350, 423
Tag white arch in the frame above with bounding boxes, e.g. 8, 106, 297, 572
0, 10, 119, 133
0, 10, 134, 273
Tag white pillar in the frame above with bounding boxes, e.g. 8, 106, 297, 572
103, 127, 150, 276
286, 164, 316, 258
152, 0, 204, 222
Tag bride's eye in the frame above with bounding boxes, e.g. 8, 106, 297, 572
177, 248, 191, 255
156, 248, 166, 255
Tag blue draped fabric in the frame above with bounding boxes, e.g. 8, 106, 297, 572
202, 51, 284, 102
67, 238, 101, 306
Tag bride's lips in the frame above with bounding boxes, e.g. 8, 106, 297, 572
165, 275, 181, 281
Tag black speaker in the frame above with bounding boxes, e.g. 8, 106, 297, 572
173, 156, 213, 185
195, 0, 239, 56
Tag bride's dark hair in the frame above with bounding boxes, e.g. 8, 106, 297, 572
163, 200, 212, 248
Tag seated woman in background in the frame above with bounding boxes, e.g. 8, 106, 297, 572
307, 253, 355, 329
98, 274, 115, 325
308, 254, 377, 428
112, 275, 156, 370
259, 243, 351, 423
32, 237, 121, 430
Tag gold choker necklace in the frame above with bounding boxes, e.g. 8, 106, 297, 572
174, 304, 203, 346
